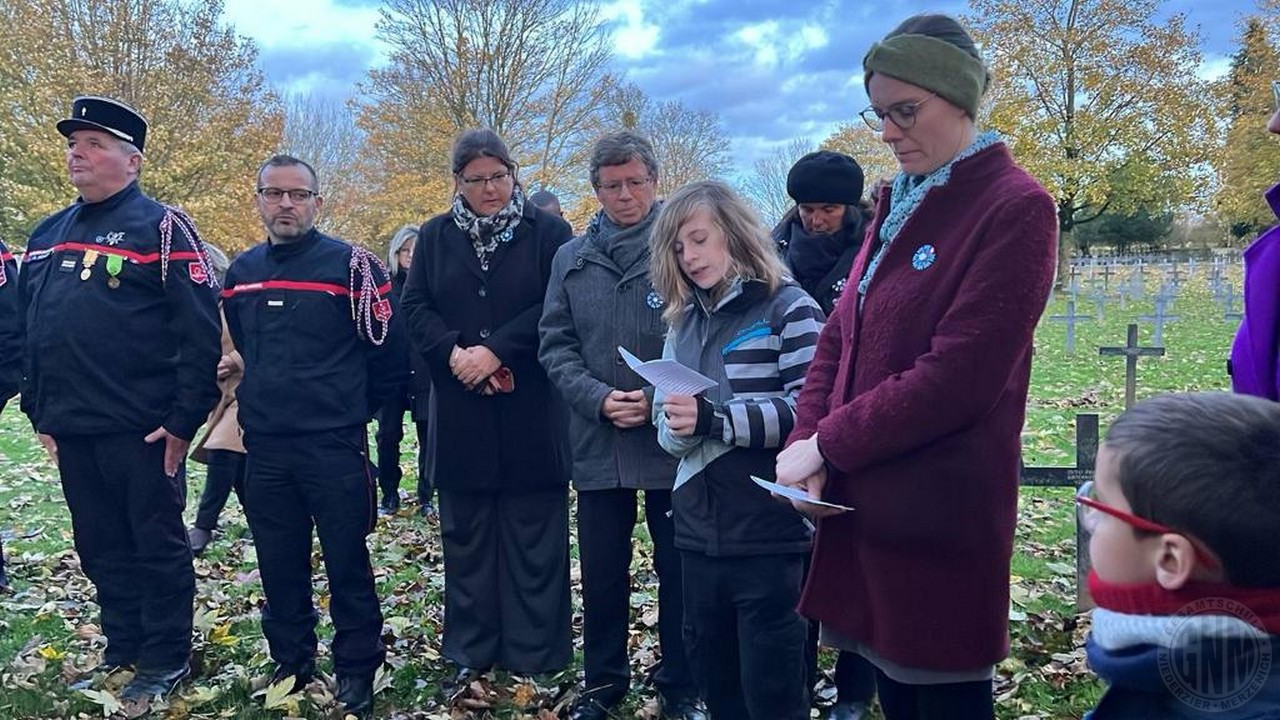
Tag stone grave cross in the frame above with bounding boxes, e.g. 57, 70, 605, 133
1020, 414, 1099, 608
1221, 284, 1243, 321
1139, 294, 1179, 346
1100, 323, 1165, 409
1050, 299, 1093, 352
1098, 262, 1115, 291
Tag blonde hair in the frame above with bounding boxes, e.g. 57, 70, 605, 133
649, 180, 788, 325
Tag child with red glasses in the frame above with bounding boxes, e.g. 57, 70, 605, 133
1078, 392, 1280, 719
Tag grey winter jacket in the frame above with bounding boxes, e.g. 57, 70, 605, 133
654, 279, 824, 556
538, 215, 678, 491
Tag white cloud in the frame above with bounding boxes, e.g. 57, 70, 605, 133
735, 21, 782, 67
602, 0, 661, 59
220, 0, 383, 52
732, 19, 829, 69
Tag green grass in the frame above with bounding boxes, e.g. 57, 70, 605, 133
0, 263, 1243, 718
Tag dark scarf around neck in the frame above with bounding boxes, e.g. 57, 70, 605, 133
780, 206, 865, 298
589, 203, 660, 273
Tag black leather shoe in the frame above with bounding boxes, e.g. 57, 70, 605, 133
660, 695, 708, 720
827, 700, 870, 720
120, 663, 190, 700
568, 699, 611, 720
379, 495, 400, 517
268, 659, 315, 694
568, 691, 623, 720
336, 673, 375, 719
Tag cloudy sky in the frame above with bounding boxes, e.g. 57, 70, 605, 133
221, 0, 1261, 174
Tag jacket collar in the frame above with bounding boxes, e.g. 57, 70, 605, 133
76, 180, 141, 213
267, 227, 322, 258
691, 277, 772, 317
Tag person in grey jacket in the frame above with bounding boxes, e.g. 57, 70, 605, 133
650, 180, 824, 720
539, 131, 703, 720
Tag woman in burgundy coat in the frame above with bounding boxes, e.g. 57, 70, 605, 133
775, 14, 1057, 720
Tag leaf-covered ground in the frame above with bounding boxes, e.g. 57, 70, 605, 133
0, 262, 1240, 719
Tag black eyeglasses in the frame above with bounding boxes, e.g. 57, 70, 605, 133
860, 94, 938, 132
257, 187, 318, 203
459, 171, 513, 188
596, 177, 652, 195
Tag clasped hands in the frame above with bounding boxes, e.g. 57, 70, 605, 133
602, 389, 650, 429
450, 344, 503, 394
774, 433, 844, 519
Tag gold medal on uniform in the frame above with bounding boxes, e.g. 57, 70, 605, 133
80, 249, 100, 281
105, 254, 123, 289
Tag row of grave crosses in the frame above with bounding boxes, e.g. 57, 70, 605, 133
1052, 257, 1243, 353
1025, 256, 1242, 608
1022, 324, 1162, 609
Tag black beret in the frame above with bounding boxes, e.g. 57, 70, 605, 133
786, 151, 864, 206
57, 96, 149, 153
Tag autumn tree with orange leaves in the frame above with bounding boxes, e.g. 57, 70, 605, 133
0, 0, 282, 253
967, 0, 1213, 280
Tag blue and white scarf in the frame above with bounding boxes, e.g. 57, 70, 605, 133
857, 130, 1002, 297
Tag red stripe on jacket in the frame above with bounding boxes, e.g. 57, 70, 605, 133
220, 279, 391, 299
24, 241, 201, 264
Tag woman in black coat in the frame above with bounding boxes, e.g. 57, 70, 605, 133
400, 129, 573, 680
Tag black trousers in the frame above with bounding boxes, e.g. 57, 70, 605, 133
374, 393, 431, 507
577, 488, 696, 704
193, 449, 246, 531
832, 652, 877, 703
438, 488, 572, 674
243, 427, 385, 678
874, 668, 994, 720
57, 433, 194, 671
682, 551, 809, 720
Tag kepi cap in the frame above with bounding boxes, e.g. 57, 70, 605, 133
57, 96, 149, 153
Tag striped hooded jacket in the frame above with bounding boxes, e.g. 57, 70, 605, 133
654, 278, 823, 556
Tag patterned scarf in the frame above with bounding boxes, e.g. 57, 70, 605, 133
451, 184, 527, 272
857, 130, 1002, 297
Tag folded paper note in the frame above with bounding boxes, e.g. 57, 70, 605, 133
618, 346, 718, 396
750, 476, 855, 512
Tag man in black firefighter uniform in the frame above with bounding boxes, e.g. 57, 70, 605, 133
221, 154, 408, 719
18, 96, 222, 699
0, 237, 21, 591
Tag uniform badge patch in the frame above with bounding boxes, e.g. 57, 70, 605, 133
912, 245, 937, 271
188, 262, 208, 284
374, 298, 393, 323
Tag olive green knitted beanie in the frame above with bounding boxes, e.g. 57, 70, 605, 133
863, 33, 990, 118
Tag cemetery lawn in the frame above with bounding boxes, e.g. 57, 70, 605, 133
0, 264, 1240, 719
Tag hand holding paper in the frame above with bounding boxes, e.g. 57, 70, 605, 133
618, 346, 717, 396
751, 475, 853, 513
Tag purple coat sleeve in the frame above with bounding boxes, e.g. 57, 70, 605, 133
1230, 184, 1280, 401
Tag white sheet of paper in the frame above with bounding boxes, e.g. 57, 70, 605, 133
618, 346, 718, 396
750, 475, 855, 512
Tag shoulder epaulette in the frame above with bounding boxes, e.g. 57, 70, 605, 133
348, 245, 392, 346
159, 205, 218, 288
